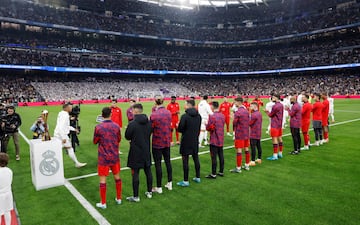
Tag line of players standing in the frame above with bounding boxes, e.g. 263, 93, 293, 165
92, 92, 334, 208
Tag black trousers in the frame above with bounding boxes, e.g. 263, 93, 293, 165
0, 135, 5, 153
182, 153, 200, 181
131, 166, 153, 197
152, 147, 172, 187
209, 145, 224, 175
290, 127, 301, 151
70, 132, 79, 151
250, 139, 262, 161
313, 121, 323, 141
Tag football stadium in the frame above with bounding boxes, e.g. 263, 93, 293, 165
0, 0, 359, 224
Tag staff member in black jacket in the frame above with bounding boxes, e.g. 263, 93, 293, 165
125, 103, 153, 202
3, 106, 22, 160
177, 99, 202, 187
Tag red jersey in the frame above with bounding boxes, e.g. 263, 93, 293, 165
312, 101, 323, 121
243, 101, 250, 110
301, 102, 312, 122
167, 102, 180, 121
111, 106, 122, 128
251, 99, 264, 107
219, 102, 231, 117
322, 99, 329, 124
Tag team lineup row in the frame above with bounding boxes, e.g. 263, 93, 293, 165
76, 93, 332, 207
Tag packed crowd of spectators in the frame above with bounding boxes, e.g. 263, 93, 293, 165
0, 0, 359, 41
30, 78, 192, 101
1, 73, 359, 103
1, 44, 359, 72
0, 76, 41, 103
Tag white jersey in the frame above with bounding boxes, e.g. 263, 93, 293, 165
54, 110, 75, 140
0, 167, 13, 215
297, 94, 303, 106
231, 104, 239, 112
328, 97, 334, 113
198, 100, 213, 120
265, 101, 275, 112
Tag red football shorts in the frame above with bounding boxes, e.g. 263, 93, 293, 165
171, 119, 179, 129
225, 116, 230, 125
234, 139, 249, 148
302, 120, 310, 132
98, 162, 120, 176
270, 128, 282, 137
322, 119, 328, 126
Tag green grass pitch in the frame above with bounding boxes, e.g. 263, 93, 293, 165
5, 99, 360, 225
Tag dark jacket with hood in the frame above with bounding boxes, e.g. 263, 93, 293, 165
125, 114, 152, 169
178, 107, 201, 155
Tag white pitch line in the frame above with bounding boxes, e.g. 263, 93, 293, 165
335, 110, 360, 113
64, 180, 111, 225
67, 118, 360, 181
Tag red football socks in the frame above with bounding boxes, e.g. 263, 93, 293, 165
115, 179, 122, 200
236, 153, 242, 167
100, 183, 106, 204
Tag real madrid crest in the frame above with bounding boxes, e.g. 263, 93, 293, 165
39, 150, 60, 176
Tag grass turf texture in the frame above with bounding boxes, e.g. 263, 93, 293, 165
5, 99, 360, 225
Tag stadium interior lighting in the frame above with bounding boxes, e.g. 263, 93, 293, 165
138, 0, 267, 9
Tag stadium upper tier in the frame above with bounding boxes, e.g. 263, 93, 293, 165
1, 29, 359, 72
0, 0, 359, 41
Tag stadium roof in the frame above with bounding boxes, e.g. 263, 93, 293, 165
138, 0, 279, 9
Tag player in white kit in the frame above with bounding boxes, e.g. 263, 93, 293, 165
265, 97, 275, 134
198, 96, 213, 147
328, 94, 335, 123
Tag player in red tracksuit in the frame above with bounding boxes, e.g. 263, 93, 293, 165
286, 96, 302, 155
219, 97, 232, 136
231, 97, 250, 173
126, 99, 136, 122
312, 93, 323, 146
300, 94, 312, 150
249, 102, 262, 166
111, 100, 122, 129
321, 94, 330, 143
150, 97, 173, 193
265, 93, 284, 161
167, 96, 180, 145
206, 101, 225, 178
94, 107, 122, 209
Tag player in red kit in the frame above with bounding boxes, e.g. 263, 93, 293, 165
243, 96, 251, 110
311, 93, 323, 146
251, 95, 264, 108
219, 97, 232, 136
300, 94, 312, 150
321, 93, 330, 144
230, 97, 250, 173
111, 99, 123, 154
110, 99, 123, 129
167, 96, 180, 145
94, 107, 122, 209
265, 93, 284, 161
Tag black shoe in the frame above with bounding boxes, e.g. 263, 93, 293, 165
290, 150, 299, 155
205, 174, 216, 179
217, 172, 224, 177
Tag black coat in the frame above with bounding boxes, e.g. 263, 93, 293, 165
4, 112, 22, 133
125, 114, 152, 169
178, 108, 201, 155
